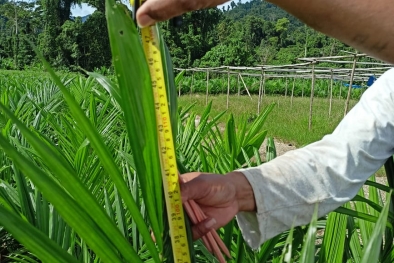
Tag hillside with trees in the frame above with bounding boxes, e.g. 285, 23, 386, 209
0, 0, 111, 71
161, 0, 366, 68
0, 0, 378, 71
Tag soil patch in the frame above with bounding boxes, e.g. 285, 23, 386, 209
259, 138, 297, 161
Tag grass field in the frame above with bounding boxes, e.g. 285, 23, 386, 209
179, 94, 358, 147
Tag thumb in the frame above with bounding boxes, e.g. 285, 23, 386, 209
180, 180, 203, 203
136, 0, 228, 28
136, 0, 197, 28
192, 217, 217, 240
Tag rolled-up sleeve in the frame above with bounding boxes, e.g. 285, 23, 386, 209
236, 68, 394, 249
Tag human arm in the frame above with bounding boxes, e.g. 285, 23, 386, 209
136, 0, 394, 64
181, 68, 394, 248
236, 68, 394, 248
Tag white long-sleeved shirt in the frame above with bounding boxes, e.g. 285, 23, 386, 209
236, 68, 394, 249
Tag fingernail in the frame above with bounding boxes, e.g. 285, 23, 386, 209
205, 218, 216, 229
137, 14, 155, 28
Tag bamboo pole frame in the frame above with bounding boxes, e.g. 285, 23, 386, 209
344, 55, 358, 117
237, 73, 240, 96
174, 67, 387, 81
329, 69, 333, 118
291, 77, 295, 106
238, 74, 253, 100
174, 54, 388, 126
206, 70, 209, 105
308, 63, 316, 131
285, 78, 288, 98
258, 68, 264, 114
190, 72, 194, 99
226, 67, 230, 109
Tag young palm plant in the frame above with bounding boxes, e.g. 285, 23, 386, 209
0, 1, 169, 262
1, 1, 394, 262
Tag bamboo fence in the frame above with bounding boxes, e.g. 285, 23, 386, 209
175, 54, 393, 130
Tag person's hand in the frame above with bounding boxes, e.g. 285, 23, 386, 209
180, 171, 256, 240
136, 0, 229, 28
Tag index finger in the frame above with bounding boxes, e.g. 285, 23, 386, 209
136, 0, 229, 27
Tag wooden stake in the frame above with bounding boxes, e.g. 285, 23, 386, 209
206, 70, 209, 105
190, 72, 194, 99
308, 63, 316, 131
329, 69, 333, 118
291, 77, 295, 106
221, 73, 224, 95
226, 67, 230, 109
339, 83, 342, 99
239, 74, 252, 100
285, 78, 288, 98
258, 68, 264, 114
344, 55, 357, 117
262, 75, 266, 98
237, 73, 240, 96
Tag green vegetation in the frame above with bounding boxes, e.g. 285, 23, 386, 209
0, 0, 382, 71
0, 0, 111, 71
1, 69, 393, 262
1, 1, 394, 262
161, 0, 381, 68
179, 94, 358, 146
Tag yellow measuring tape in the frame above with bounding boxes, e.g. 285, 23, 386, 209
135, 6, 191, 263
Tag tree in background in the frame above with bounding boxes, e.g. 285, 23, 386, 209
39, 0, 82, 66
57, 17, 83, 69
161, 8, 222, 68
79, 11, 111, 70
84, 0, 104, 13
0, 0, 112, 70
0, 0, 39, 69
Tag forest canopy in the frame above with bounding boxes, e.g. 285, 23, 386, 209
0, 0, 372, 71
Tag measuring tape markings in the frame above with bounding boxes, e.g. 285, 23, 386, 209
141, 25, 191, 263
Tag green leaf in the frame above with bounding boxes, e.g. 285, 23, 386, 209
175, 70, 186, 87
27, 18, 160, 263
0, 205, 79, 263
160, 34, 178, 141
88, 72, 121, 105
279, 226, 294, 263
266, 137, 277, 162
0, 135, 124, 262
13, 167, 35, 224
336, 207, 392, 229
105, 1, 163, 253
299, 205, 318, 263
256, 235, 281, 262
318, 212, 347, 263
0, 102, 141, 262
361, 191, 392, 263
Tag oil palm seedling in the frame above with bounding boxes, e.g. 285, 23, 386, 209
0, 0, 394, 262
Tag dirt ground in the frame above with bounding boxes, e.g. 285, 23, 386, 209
259, 138, 297, 161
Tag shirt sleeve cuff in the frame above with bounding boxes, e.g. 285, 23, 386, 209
235, 168, 268, 249
235, 168, 319, 249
